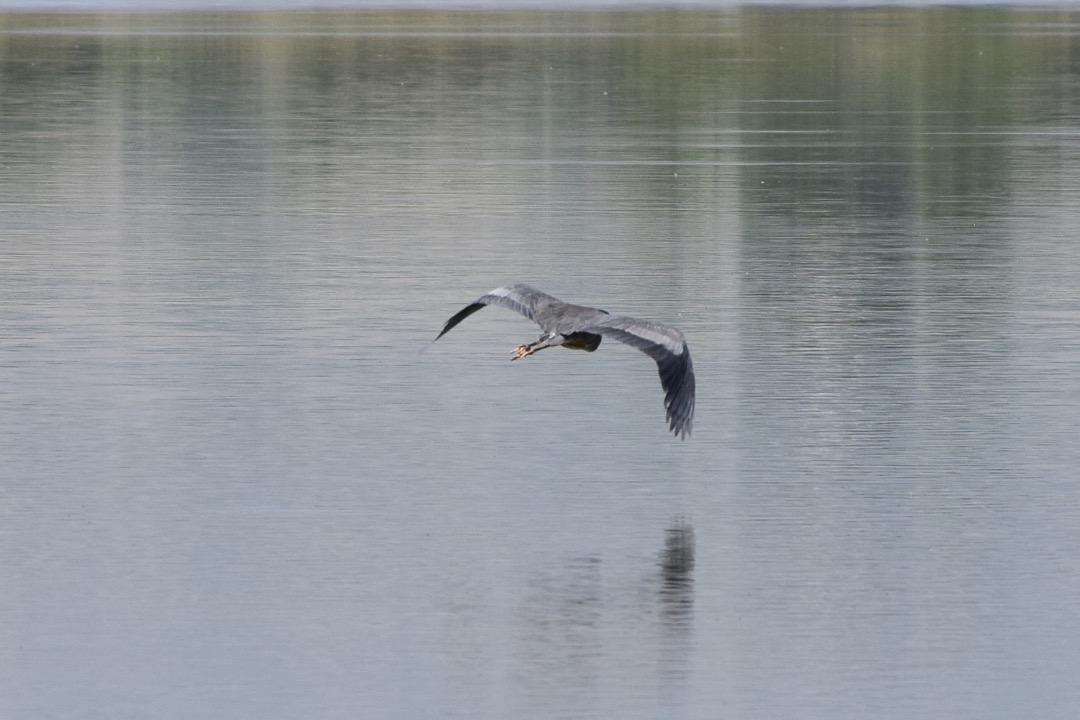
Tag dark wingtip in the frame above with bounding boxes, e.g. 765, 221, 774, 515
671, 416, 692, 440
434, 302, 486, 342
657, 347, 694, 440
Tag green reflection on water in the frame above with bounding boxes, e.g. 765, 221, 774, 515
2, 8, 1076, 214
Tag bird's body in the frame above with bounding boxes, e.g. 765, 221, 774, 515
433, 283, 695, 439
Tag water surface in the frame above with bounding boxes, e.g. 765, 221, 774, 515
2, 8, 1079, 719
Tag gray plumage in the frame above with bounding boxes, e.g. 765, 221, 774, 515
433, 283, 695, 439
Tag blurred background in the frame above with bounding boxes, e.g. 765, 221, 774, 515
2, 7, 1079, 719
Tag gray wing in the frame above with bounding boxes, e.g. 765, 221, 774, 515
583, 314, 696, 439
434, 283, 561, 341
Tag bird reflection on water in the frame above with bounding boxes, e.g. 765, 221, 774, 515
659, 520, 695, 623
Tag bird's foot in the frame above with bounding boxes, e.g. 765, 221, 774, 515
511, 345, 532, 361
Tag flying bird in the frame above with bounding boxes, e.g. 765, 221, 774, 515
432, 283, 695, 439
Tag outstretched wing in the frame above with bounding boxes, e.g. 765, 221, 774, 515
434, 283, 561, 341
583, 314, 696, 439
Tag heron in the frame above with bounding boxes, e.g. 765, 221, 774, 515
432, 283, 695, 439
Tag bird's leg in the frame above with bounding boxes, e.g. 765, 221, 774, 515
511, 342, 542, 360
511, 334, 557, 361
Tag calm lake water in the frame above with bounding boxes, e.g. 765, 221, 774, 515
2, 8, 1079, 719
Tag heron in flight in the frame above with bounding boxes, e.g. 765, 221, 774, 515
433, 283, 695, 439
